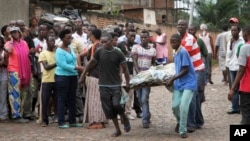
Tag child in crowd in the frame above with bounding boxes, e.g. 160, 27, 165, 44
38, 34, 57, 127
167, 33, 197, 138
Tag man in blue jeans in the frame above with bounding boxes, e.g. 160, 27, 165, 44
131, 30, 156, 128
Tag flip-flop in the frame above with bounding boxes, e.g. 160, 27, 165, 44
111, 131, 122, 137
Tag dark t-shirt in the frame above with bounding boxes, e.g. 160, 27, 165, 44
94, 47, 126, 86
87, 43, 102, 78
117, 41, 136, 74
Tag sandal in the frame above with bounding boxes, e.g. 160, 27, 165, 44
111, 131, 122, 137
87, 124, 98, 129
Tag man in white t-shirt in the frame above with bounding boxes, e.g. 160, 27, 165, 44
131, 30, 156, 128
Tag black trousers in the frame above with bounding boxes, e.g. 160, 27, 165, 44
99, 86, 124, 119
240, 92, 250, 125
41, 82, 57, 124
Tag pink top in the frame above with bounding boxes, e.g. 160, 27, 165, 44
155, 33, 168, 58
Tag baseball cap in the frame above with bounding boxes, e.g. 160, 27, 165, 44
9, 26, 21, 33
229, 17, 239, 23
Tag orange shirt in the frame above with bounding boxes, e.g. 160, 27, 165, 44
5, 42, 19, 72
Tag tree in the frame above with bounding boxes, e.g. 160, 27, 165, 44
194, 0, 240, 29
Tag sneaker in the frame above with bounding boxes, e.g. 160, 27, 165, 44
126, 114, 135, 120
58, 124, 69, 129
13, 118, 29, 123
117, 115, 120, 120
40, 122, 48, 127
69, 123, 83, 127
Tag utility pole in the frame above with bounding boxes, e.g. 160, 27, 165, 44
188, 0, 195, 26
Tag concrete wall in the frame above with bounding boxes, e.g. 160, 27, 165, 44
0, 0, 29, 29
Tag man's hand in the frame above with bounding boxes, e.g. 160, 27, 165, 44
167, 77, 175, 86
228, 89, 234, 101
125, 85, 130, 92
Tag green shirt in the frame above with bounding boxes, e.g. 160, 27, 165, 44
197, 38, 208, 57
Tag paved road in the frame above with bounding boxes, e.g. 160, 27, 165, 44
0, 67, 241, 141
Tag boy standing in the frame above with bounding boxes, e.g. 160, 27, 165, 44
38, 35, 57, 126
167, 34, 197, 138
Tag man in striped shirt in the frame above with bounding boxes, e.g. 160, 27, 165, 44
177, 19, 206, 132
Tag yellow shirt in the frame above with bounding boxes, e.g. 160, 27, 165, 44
38, 50, 56, 82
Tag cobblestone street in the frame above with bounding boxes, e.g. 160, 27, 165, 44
0, 67, 241, 141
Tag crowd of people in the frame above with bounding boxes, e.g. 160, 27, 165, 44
0, 15, 249, 139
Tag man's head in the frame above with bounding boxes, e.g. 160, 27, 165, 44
140, 30, 150, 47
242, 25, 250, 42
170, 33, 182, 50
231, 25, 241, 39
188, 25, 197, 36
38, 23, 51, 39
90, 28, 101, 42
155, 28, 162, 35
74, 19, 83, 30
9, 20, 16, 27
16, 20, 26, 32
87, 24, 97, 38
126, 29, 136, 44
101, 31, 113, 49
222, 24, 229, 32
177, 20, 188, 35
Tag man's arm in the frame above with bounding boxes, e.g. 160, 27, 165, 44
132, 54, 139, 74
79, 58, 97, 83
209, 34, 215, 57
121, 62, 130, 91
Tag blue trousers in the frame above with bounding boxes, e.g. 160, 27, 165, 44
229, 71, 240, 112
136, 87, 151, 124
172, 90, 194, 134
55, 75, 77, 126
187, 70, 206, 128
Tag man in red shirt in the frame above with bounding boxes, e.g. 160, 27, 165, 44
177, 19, 205, 132
228, 25, 250, 125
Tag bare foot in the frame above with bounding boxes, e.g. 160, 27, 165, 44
111, 130, 122, 137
